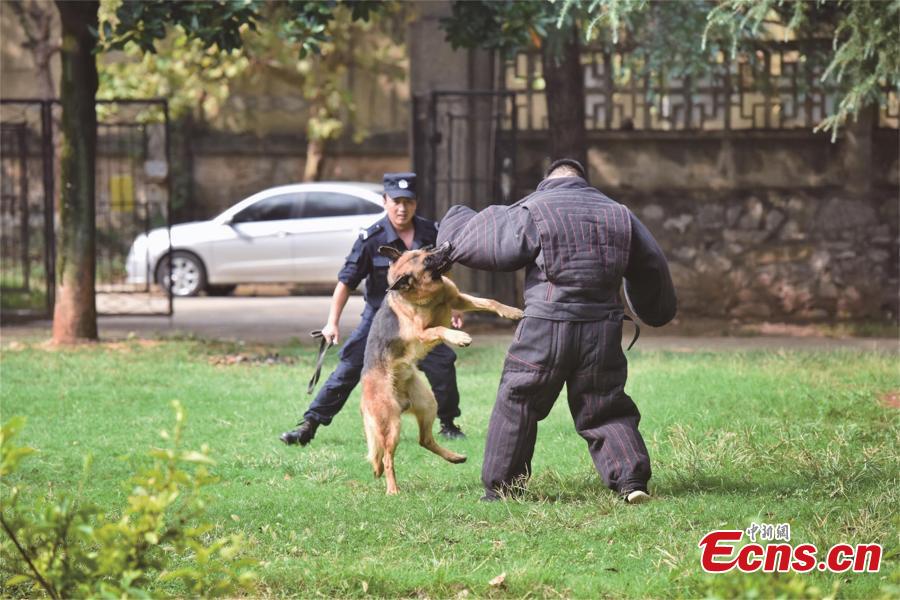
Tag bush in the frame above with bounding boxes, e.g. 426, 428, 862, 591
0, 402, 256, 597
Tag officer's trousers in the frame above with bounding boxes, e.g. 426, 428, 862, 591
482, 317, 651, 498
305, 307, 460, 426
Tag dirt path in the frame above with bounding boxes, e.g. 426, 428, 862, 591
2, 296, 897, 353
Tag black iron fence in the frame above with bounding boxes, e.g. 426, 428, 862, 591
0, 101, 55, 318
425, 91, 519, 217
413, 91, 522, 308
94, 100, 172, 316
502, 42, 900, 132
0, 98, 172, 320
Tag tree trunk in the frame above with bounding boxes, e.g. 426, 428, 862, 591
541, 24, 587, 167
51, 1, 99, 344
843, 104, 876, 196
303, 137, 326, 182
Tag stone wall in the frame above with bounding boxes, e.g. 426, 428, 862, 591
512, 129, 898, 192
621, 188, 898, 322
183, 130, 410, 219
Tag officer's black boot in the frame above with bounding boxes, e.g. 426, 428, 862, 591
439, 420, 466, 439
280, 419, 320, 446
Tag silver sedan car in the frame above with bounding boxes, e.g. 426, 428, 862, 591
126, 182, 385, 296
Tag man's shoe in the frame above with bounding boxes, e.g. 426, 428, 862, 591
439, 421, 466, 439
623, 489, 651, 504
279, 420, 319, 446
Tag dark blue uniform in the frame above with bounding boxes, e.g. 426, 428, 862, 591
304, 215, 461, 427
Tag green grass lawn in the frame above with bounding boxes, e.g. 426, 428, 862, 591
1, 338, 898, 598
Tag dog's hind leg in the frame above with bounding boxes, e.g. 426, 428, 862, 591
361, 376, 384, 479
363, 370, 404, 494
381, 409, 401, 495
362, 397, 401, 493
408, 372, 467, 464
362, 406, 384, 479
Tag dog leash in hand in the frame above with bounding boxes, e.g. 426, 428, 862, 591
307, 330, 335, 394
623, 315, 640, 351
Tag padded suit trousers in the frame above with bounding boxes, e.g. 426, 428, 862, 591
482, 317, 651, 498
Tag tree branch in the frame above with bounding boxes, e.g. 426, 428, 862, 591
47, 506, 75, 585
8, 1, 37, 45
0, 513, 60, 600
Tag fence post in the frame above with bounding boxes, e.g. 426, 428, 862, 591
40, 99, 55, 314
163, 100, 173, 316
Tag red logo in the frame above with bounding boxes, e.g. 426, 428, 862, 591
699, 530, 881, 574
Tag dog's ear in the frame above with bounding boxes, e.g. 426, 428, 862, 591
378, 245, 403, 262
388, 274, 412, 291
420, 244, 434, 252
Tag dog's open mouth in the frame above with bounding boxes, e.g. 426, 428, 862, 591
424, 242, 454, 279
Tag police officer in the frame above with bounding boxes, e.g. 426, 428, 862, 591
436, 159, 676, 503
280, 172, 465, 446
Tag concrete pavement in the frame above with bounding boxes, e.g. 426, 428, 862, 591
1, 295, 897, 352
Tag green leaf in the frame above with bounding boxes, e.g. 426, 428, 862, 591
5, 574, 31, 587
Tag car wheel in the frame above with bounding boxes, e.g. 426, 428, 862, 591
206, 284, 237, 296
156, 251, 207, 297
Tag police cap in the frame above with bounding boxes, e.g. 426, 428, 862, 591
383, 172, 417, 200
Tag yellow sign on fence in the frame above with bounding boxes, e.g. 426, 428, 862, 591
109, 174, 134, 212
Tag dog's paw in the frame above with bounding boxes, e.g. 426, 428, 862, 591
445, 330, 472, 347
448, 453, 467, 464
501, 307, 525, 321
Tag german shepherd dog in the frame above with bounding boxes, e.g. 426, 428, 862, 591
361, 242, 524, 495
